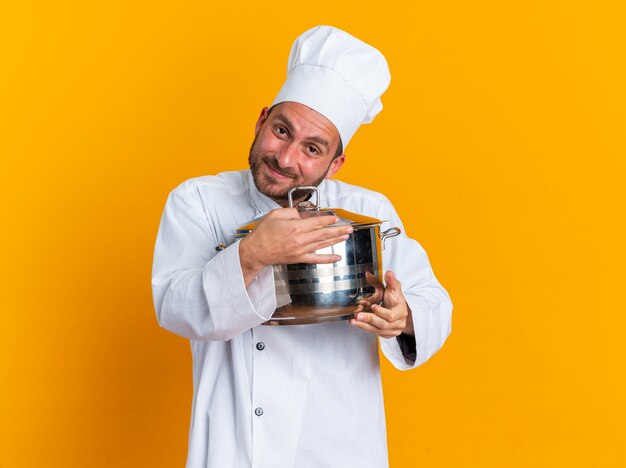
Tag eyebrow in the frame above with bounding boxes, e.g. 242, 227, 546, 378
273, 113, 331, 152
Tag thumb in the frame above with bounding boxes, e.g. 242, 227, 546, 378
383, 271, 405, 308
384, 270, 401, 291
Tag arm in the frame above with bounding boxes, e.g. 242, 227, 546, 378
353, 198, 453, 370
151, 183, 277, 341
151, 183, 354, 341
238, 209, 352, 287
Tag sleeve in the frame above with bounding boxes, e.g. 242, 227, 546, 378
151, 183, 277, 341
376, 197, 453, 370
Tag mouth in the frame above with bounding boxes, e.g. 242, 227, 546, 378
264, 161, 294, 180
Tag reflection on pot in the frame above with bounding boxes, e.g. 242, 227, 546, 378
268, 225, 387, 325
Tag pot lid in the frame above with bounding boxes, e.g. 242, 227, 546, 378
235, 186, 384, 237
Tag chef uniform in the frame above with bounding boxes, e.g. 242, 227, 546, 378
152, 25, 452, 468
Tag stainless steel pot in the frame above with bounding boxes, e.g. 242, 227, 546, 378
234, 186, 401, 325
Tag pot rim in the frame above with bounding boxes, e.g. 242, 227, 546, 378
233, 221, 385, 238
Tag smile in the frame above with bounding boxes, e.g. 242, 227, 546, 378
265, 161, 293, 180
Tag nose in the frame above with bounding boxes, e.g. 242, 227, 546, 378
274, 142, 299, 169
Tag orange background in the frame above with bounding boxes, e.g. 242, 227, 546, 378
1, 1, 625, 467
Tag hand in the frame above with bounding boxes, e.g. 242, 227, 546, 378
350, 271, 414, 338
239, 208, 353, 286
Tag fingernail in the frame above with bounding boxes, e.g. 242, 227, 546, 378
346, 226, 354, 234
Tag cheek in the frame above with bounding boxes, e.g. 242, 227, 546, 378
257, 130, 284, 153
251, 132, 269, 154
298, 158, 315, 172
300, 159, 328, 178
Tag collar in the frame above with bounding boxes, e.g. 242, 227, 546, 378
245, 169, 329, 215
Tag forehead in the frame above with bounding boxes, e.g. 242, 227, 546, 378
270, 102, 340, 144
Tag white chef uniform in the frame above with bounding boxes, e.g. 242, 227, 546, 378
151, 169, 452, 468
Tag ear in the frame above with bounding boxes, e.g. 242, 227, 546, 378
325, 153, 346, 179
254, 107, 270, 136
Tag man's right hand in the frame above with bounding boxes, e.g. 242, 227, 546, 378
238, 208, 353, 287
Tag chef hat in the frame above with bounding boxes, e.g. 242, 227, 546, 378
271, 25, 391, 148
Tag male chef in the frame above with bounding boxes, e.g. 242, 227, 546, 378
152, 25, 452, 468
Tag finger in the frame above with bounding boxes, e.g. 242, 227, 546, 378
308, 234, 350, 252
359, 309, 407, 332
292, 234, 349, 263
384, 271, 402, 292
298, 253, 342, 264
266, 207, 302, 220
354, 311, 392, 332
382, 271, 406, 308
299, 214, 341, 230
301, 225, 353, 245
350, 318, 402, 338
370, 303, 399, 322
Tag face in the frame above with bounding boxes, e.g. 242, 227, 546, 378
248, 101, 345, 206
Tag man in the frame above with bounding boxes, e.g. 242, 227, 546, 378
152, 25, 452, 468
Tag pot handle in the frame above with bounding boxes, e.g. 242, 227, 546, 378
380, 227, 401, 250
288, 186, 320, 211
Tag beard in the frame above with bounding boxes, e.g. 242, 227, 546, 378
248, 139, 329, 204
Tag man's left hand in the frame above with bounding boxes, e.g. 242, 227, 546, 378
350, 271, 414, 338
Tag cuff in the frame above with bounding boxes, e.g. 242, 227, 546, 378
380, 335, 414, 370
380, 300, 420, 370
396, 333, 417, 363
202, 240, 276, 339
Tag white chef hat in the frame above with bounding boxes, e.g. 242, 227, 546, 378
271, 25, 391, 149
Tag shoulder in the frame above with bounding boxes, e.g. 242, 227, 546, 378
323, 178, 390, 204
171, 170, 249, 196
163, 170, 251, 214
323, 178, 394, 217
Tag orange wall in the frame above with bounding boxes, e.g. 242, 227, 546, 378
2, 1, 625, 466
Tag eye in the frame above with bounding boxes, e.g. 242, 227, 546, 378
275, 126, 288, 137
307, 146, 319, 155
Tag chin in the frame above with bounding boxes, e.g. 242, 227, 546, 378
262, 186, 292, 201
254, 174, 292, 200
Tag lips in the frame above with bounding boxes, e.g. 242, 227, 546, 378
264, 160, 296, 180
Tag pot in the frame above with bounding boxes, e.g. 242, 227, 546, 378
233, 186, 401, 325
